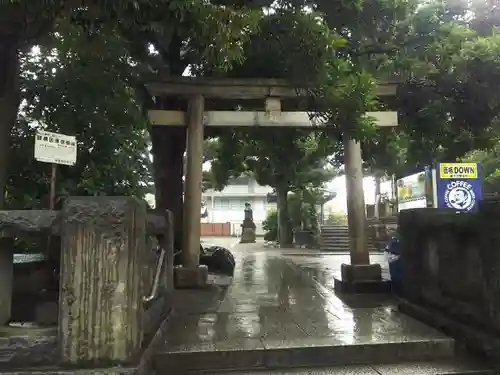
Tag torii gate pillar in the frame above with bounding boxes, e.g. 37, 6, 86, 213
335, 134, 388, 293
174, 94, 209, 288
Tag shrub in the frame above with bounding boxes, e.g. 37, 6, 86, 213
262, 209, 278, 241
326, 211, 348, 225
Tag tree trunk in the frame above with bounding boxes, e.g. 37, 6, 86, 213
374, 173, 382, 218
276, 186, 292, 247
0, 38, 20, 209
151, 126, 186, 248
392, 174, 398, 214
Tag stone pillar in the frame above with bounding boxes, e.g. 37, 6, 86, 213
161, 210, 174, 294
343, 134, 369, 265
0, 238, 13, 325
58, 197, 145, 365
335, 135, 388, 294
176, 95, 208, 288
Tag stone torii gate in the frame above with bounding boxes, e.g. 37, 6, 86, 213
147, 77, 398, 291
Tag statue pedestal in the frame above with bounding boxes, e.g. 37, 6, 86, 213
240, 227, 256, 243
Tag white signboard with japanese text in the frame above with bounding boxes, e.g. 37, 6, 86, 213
34, 130, 77, 166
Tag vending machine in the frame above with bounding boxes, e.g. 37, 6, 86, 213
397, 162, 483, 213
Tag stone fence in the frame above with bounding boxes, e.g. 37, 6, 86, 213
366, 216, 398, 250
398, 201, 500, 359
0, 197, 174, 367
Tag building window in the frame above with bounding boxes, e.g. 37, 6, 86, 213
214, 198, 229, 209
214, 198, 248, 209
221, 199, 230, 208
229, 198, 245, 209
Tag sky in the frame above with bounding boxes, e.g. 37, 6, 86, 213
324, 175, 393, 214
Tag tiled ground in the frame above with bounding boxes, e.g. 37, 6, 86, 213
154, 242, 494, 373
163, 243, 445, 348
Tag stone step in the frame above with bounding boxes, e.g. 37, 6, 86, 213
320, 232, 349, 235
153, 337, 457, 373
319, 244, 377, 248
0, 367, 134, 374
319, 237, 352, 242
320, 238, 351, 242
201, 361, 496, 375
320, 241, 377, 247
320, 230, 349, 235
320, 245, 378, 250
320, 232, 373, 236
319, 241, 374, 247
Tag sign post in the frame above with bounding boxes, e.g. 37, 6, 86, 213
49, 163, 57, 210
34, 130, 77, 209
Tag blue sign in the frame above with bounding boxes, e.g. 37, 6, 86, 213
436, 162, 482, 212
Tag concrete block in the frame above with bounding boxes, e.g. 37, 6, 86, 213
59, 197, 146, 365
240, 228, 256, 243
174, 265, 208, 289
335, 263, 390, 294
0, 238, 13, 325
341, 263, 382, 282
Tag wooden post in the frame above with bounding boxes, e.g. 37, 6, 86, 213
182, 94, 205, 268
58, 197, 145, 365
0, 238, 13, 325
343, 134, 370, 265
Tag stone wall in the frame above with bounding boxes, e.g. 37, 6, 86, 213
398, 201, 500, 357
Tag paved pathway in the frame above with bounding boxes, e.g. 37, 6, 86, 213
157, 241, 489, 374
201, 236, 240, 249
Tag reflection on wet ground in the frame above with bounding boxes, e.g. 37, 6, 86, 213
158, 242, 481, 373
164, 244, 440, 347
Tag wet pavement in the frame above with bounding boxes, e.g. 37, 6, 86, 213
156, 241, 489, 373
201, 237, 240, 249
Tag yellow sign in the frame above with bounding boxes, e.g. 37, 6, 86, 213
439, 163, 478, 179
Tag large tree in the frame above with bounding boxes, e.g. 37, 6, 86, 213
210, 129, 336, 245
0, 0, 274, 209
361, 0, 500, 177
5, 17, 152, 209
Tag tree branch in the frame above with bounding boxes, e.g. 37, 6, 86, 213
348, 34, 434, 57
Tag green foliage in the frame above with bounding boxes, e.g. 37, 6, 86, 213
326, 211, 347, 226
347, 0, 500, 178
288, 192, 319, 231
5, 19, 152, 209
207, 4, 385, 245
0, 0, 269, 208
461, 139, 500, 194
211, 129, 336, 190
262, 189, 322, 242
262, 209, 278, 241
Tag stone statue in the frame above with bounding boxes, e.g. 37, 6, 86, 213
240, 202, 256, 243
244, 202, 253, 222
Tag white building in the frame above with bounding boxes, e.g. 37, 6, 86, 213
202, 176, 275, 235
